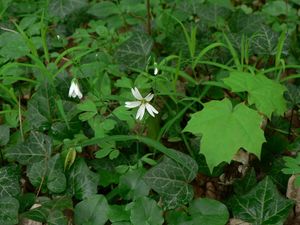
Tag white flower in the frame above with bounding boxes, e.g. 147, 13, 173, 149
154, 62, 158, 75
68, 78, 83, 99
125, 87, 158, 120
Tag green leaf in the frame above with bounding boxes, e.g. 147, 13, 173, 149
22, 196, 72, 224
87, 1, 119, 18
0, 124, 9, 146
0, 165, 20, 198
27, 154, 66, 193
183, 98, 265, 171
229, 11, 265, 35
74, 194, 109, 225
129, 197, 164, 225
144, 152, 198, 209
197, 3, 231, 27
48, 0, 88, 19
0, 196, 19, 225
6, 131, 52, 165
229, 176, 294, 225
108, 205, 130, 223
189, 198, 229, 225
26, 82, 56, 129
262, 0, 292, 16
251, 25, 288, 56
115, 32, 153, 70
233, 168, 257, 195
67, 158, 99, 200
223, 71, 287, 118
0, 32, 29, 60
119, 169, 150, 200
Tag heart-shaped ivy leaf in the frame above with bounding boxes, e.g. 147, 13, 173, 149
144, 152, 198, 209
229, 176, 294, 225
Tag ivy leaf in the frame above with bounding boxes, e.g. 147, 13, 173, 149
74, 194, 109, 225
229, 11, 265, 36
251, 25, 289, 56
0, 32, 29, 60
0, 124, 10, 146
233, 168, 257, 195
144, 152, 198, 209
22, 196, 72, 224
0, 165, 20, 198
66, 158, 99, 200
48, 0, 88, 19
5, 131, 52, 165
189, 198, 229, 225
129, 197, 164, 225
229, 176, 294, 225
0, 196, 19, 225
223, 71, 287, 118
115, 32, 153, 70
183, 98, 265, 171
26, 82, 56, 130
27, 154, 66, 193
119, 169, 150, 200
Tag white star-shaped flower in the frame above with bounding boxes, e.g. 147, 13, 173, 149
68, 78, 83, 99
125, 87, 159, 120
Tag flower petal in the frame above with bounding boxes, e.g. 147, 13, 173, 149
131, 87, 143, 100
145, 103, 158, 117
144, 93, 154, 102
125, 101, 141, 108
154, 63, 158, 75
68, 82, 75, 98
136, 104, 146, 120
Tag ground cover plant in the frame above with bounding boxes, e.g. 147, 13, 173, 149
1, 0, 300, 224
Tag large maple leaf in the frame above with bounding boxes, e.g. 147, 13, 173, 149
183, 98, 266, 171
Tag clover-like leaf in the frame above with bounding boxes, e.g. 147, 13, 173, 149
5, 131, 52, 165
0, 165, 20, 198
74, 194, 109, 225
66, 158, 99, 200
183, 98, 265, 171
0, 196, 19, 225
229, 176, 294, 225
144, 151, 198, 209
223, 71, 287, 118
115, 32, 153, 70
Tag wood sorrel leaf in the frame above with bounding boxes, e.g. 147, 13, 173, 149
229, 176, 294, 225
183, 98, 265, 172
223, 71, 287, 118
144, 152, 198, 209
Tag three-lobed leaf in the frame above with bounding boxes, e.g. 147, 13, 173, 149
223, 71, 287, 118
184, 98, 265, 171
